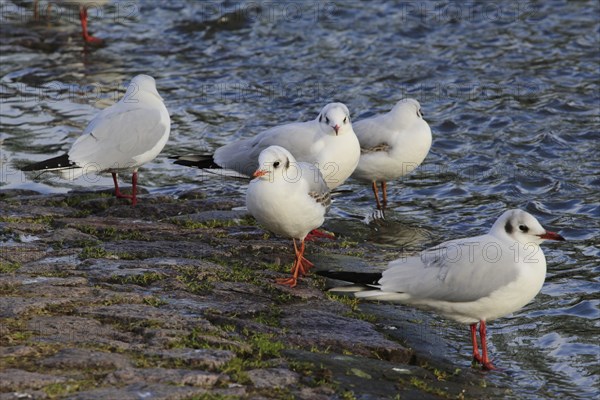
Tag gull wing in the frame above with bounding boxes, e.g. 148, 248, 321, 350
379, 234, 521, 303
214, 120, 322, 176
68, 101, 169, 171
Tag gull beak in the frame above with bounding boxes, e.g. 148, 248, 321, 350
538, 231, 565, 241
333, 125, 340, 135
253, 169, 268, 178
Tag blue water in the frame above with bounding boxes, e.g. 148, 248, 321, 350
1, 1, 598, 398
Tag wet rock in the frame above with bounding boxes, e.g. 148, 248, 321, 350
0, 297, 74, 318
102, 240, 217, 260
75, 303, 216, 332
0, 189, 42, 198
0, 345, 37, 358
63, 383, 209, 400
0, 243, 48, 265
247, 368, 300, 389
281, 307, 413, 362
170, 209, 249, 223
103, 368, 225, 387
40, 348, 133, 369
0, 391, 49, 400
144, 348, 235, 370
0, 369, 66, 390
27, 316, 136, 350
38, 227, 98, 245
0, 191, 508, 398
18, 253, 81, 275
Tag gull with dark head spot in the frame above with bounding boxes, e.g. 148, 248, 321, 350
352, 98, 432, 210
173, 102, 361, 190
246, 145, 331, 288
319, 209, 565, 370
22, 75, 171, 206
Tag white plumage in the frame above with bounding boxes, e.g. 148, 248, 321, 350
336, 209, 565, 370
246, 145, 331, 287
23, 74, 170, 206
352, 98, 432, 209
189, 102, 361, 190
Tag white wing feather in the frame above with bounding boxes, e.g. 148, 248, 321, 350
214, 120, 321, 176
68, 103, 168, 171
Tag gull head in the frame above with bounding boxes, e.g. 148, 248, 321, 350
391, 98, 424, 123
128, 74, 163, 101
253, 145, 297, 181
491, 209, 565, 245
317, 102, 351, 136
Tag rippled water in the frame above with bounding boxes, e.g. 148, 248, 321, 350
1, 1, 598, 398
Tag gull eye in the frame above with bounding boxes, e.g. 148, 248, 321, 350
417, 109, 423, 118
273, 161, 280, 168
518, 224, 528, 232
325, 117, 330, 124
343, 116, 347, 124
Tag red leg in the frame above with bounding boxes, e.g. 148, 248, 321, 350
470, 323, 483, 365
372, 181, 382, 210
112, 172, 137, 206
79, 6, 103, 45
112, 172, 123, 198
131, 171, 138, 207
305, 229, 335, 241
381, 181, 388, 207
479, 321, 496, 370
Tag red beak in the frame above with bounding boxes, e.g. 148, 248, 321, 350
333, 125, 340, 135
253, 169, 268, 177
538, 231, 565, 241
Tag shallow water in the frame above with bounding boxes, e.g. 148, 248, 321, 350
1, 1, 598, 398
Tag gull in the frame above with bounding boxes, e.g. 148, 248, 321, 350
22, 74, 171, 206
352, 98, 432, 210
319, 209, 565, 370
173, 102, 361, 190
246, 145, 331, 288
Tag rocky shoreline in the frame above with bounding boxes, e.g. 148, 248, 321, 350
1, 189, 507, 399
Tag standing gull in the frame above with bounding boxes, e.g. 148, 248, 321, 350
319, 209, 565, 370
173, 102, 361, 190
352, 98, 432, 210
22, 74, 171, 206
246, 145, 331, 287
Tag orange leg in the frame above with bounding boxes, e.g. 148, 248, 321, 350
381, 181, 388, 207
276, 239, 311, 288
372, 181, 383, 210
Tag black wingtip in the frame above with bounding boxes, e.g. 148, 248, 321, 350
21, 154, 74, 171
316, 270, 382, 285
171, 154, 221, 169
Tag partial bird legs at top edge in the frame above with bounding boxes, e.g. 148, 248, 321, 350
79, 6, 104, 45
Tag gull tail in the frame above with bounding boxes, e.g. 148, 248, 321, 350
22, 154, 76, 172
316, 270, 382, 286
171, 154, 220, 169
